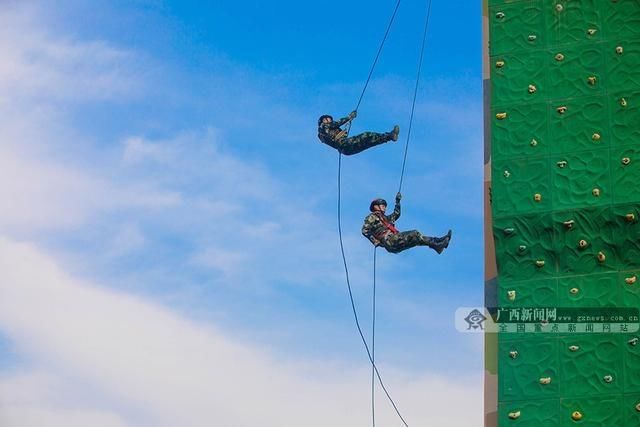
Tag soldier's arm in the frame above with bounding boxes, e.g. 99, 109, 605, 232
334, 115, 351, 127
362, 215, 381, 246
387, 200, 401, 222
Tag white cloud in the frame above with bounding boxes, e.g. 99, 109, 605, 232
0, 238, 481, 427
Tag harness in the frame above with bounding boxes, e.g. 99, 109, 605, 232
373, 211, 399, 240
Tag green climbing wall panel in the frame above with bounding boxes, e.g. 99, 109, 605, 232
489, 0, 640, 425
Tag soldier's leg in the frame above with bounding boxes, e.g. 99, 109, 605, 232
338, 131, 393, 156
383, 230, 449, 254
382, 230, 427, 253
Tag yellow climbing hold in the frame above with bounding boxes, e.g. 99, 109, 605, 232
509, 350, 518, 359
539, 377, 551, 385
621, 98, 628, 107
592, 133, 601, 141
557, 161, 567, 168
616, 46, 624, 55
626, 276, 637, 285
534, 193, 542, 202
555, 53, 565, 61
578, 239, 588, 249
626, 213, 636, 222
507, 290, 516, 301
569, 345, 580, 352
557, 106, 567, 114
587, 28, 597, 36
572, 411, 583, 421
530, 138, 538, 147
496, 112, 507, 120
587, 76, 597, 86
630, 337, 639, 346
528, 84, 537, 94
603, 375, 613, 383
622, 157, 631, 165
597, 251, 606, 263
496, 60, 505, 68
535, 260, 545, 268
592, 188, 601, 197
563, 220, 575, 229
508, 411, 521, 420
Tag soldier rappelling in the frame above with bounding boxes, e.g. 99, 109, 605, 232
362, 192, 452, 254
317, 110, 400, 155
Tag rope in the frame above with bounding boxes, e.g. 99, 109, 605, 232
398, 0, 433, 193
371, 247, 377, 427
345, 0, 402, 138
337, 154, 409, 427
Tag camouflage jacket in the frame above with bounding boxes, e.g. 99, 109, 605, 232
361, 202, 401, 245
317, 115, 351, 148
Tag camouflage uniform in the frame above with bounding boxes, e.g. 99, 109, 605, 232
318, 115, 395, 156
362, 199, 449, 254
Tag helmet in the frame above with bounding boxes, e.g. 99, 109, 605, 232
318, 114, 333, 126
369, 198, 387, 212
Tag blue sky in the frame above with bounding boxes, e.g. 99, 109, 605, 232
0, 1, 483, 425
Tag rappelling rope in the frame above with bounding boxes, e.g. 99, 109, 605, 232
398, 0, 433, 193
337, 155, 409, 427
345, 0, 402, 138
371, 247, 377, 427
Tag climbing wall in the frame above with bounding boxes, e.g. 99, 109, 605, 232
486, 0, 640, 425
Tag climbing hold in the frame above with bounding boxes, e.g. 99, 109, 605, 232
587, 76, 597, 86
496, 12, 505, 19
557, 106, 567, 114
496, 112, 507, 120
539, 377, 551, 385
620, 98, 628, 107
592, 133, 601, 141
496, 60, 505, 68
518, 245, 527, 253
534, 193, 542, 202
535, 260, 545, 268
587, 28, 597, 36
578, 239, 588, 249
636, 402, 640, 412
563, 220, 575, 229
603, 375, 614, 383
528, 34, 537, 42
555, 53, 565, 61
597, 251, 606, 263
616, 46, 624, 55
557, 161, 567, 168
626, 213, 636, 222
508, 411, 521, 420
507, 290, 516, 301
622, 157, 631, 165
592, 188, 601, 197
626, 276, 637, 285
530, 138, 538, 147
629, 337, 639, 346
509, 350, 518, 359
503, 170, 511, 178
555, 3, 563, 12
569, 345, 580, 352
503, 228, 515, 235
570, 287, 579, 295
528, 84, 537, 94
572, 411, 583, 421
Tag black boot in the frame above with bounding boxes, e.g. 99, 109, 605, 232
423, 236, 446, 254
388, 125, 400, 142
439, 229, 452, 249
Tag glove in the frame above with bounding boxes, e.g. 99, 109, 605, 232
395, 192, 402, 203
348, 110, 357, 120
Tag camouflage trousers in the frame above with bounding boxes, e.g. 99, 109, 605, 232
381, 230, 433, 254
336, 131, 393, 156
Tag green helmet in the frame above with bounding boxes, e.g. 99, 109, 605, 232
369, 198, 387, 212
